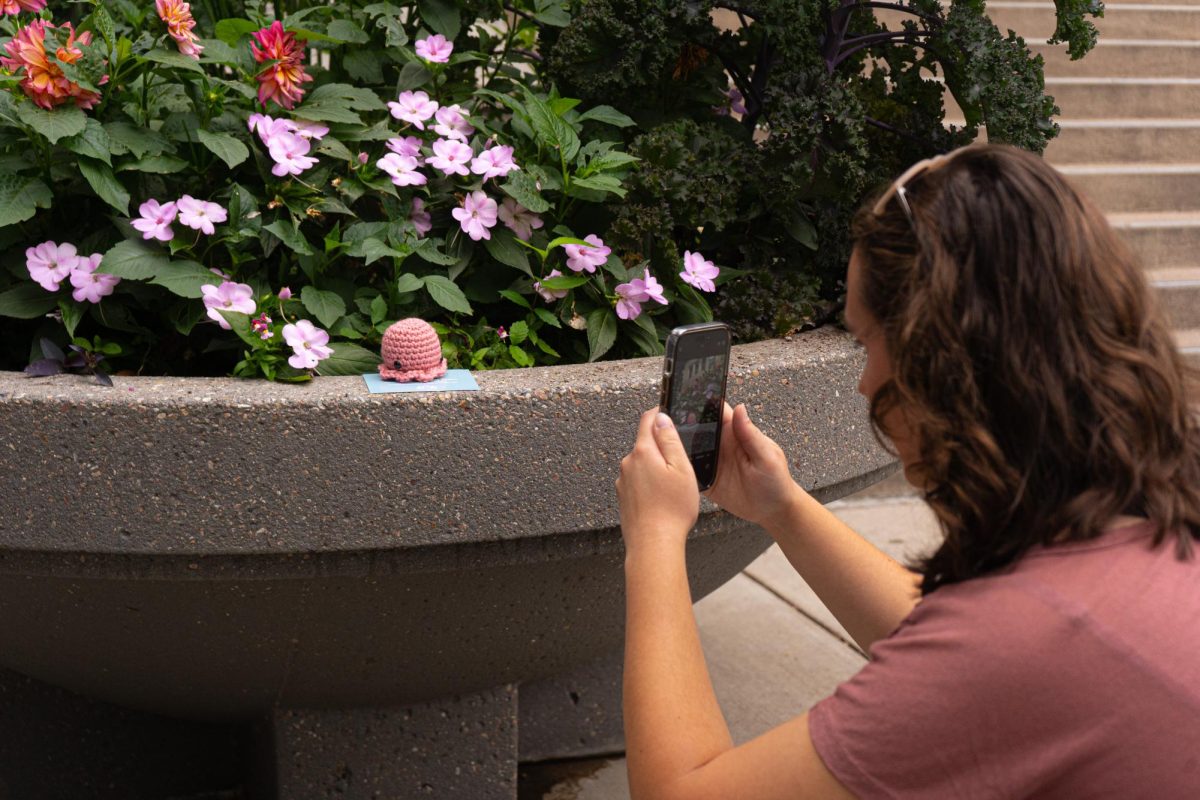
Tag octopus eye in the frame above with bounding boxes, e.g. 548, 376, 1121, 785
393, 359, 403, 369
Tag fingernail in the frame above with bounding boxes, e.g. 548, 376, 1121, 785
656, 412, 672, 429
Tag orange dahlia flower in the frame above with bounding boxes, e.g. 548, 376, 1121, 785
155, 0, 204, 60
250, 21, 312, 110
0, 20, 106, 110
0, 0, 46, 16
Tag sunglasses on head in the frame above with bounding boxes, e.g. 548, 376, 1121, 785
871, 152, 953, 227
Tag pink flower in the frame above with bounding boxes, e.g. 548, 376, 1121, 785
427, 138, 473, 176
278, 286, 293, 300
25, 241, 79, 291
290, 119, 328, 140
68, 253, 120, 304
156, 0, 204, 60
0, 20, 106, 110
357, 151, 369, 165
251, 312, 274, 340
497, 197, 543, 242
209, 267, 232, 280
282, 319, 333, 369
497, 325, 508, 340
131, 199, 178, 242
268, 131, 318, 177
386, 136, 424, 161
614, 268, 668, 320
0, 0, 47, 16
563, 234, 610, 274
714, 87, 747, 117
433, 104, 474, 141
388, 90, 438, 130
534, 268, 568, 303
410, 198, 432, 237
377, 153, 426, 187
451, 190, 498, 242
415, 33, 453, 63
201, 281, 256, 329
250, 21, 313, 110
471, 145, 518, 180
249, 113, 293, 146
176, 196, 228, 235
680, 250, 720, 292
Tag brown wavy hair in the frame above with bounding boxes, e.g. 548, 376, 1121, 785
852, 143, 1200, 594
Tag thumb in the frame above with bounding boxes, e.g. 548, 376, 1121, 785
654, 412, 691, 470
733, 404, 774, 463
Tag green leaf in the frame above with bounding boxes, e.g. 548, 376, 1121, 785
508, 344, 534, 366
483, 227, 532, 275
424, 274, 472, 315
149, 261, 217, 298
167, 299, 207, 335
586, 308, 617, 362
0, 174, 51, 227
782, 211, 817, 249
303, 83, 386, 111
216, 309, 260, 349
577, 105, 636, 128
264, 219, 316, 255
412, 238, 459, 266
498, 289, 531, 309
116, 154, 190, 174
301, 285, 347, 328
570, 174, 626, 198
17, 103, 86, 145
418, 0, 462, 39
143, 48, 206, 74
523, 89, 580, 162
58, 299, 84, 339
62, 118, 113, 166
100, 239, 169, 280
316, 342, 380, 376
584, 151, 640, 173
395, 61, 431, 92
369, 294, 388, 324
533, 307, 561, 328
626, 313, 664, 355
79, 157, 130, 215
197, 129, 249, 169
90, 4, 117, 47
538, 273, 589, 291
214, 18, 259, 46
534, 3, 571, 26
103, 122, 170, 158
0, 284, 58, 319
345, 50, 385, 84
198, 38, 249, 68
360, 238, 405, 266
326, 19, 369, 43
396, 273, 425, 294
500, 171, 550, 213
509, 320, 529, 345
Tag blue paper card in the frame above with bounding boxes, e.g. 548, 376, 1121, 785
362, 369, 480, 394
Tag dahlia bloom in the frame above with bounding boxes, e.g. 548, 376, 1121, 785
0, 20, 105, 110
250, 21, 313, 110
0, 0, 46, 16
155, 0, 204, 60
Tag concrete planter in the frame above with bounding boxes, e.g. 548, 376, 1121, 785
0, 327, 893, 799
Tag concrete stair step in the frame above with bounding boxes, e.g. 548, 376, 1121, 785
986, 3, 1200, 41
1044, 119, 1200, 164
1175, 328, 1200, 370
944, 78, 1200, 120
1056, 163, 1200, 213
1110, 212, 1200, 268
1030, 39, 1200, 79
1150, 266, 1200, 329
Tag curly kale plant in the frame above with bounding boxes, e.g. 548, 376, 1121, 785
545, 0, 1099, 341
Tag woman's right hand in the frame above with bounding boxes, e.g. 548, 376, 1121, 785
702, 402, 806, 530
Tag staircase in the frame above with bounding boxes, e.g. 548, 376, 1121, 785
962, 1, 1200, 370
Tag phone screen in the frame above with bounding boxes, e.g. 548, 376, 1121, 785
663, 326, 729, 489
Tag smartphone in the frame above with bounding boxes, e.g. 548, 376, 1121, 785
659, 322, 731, 491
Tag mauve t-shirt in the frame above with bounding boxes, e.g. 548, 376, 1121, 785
808, 521, 1200, 798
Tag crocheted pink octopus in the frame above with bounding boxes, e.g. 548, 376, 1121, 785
378, 318, 448, 382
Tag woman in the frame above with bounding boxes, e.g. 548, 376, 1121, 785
615, 143, 1200, 799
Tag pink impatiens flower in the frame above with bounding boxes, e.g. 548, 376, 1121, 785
176, 196, 228, 235
268, 131, 318, 177
427, 138, 473, 176
451, 191, 498, 241
386, 136, 424, 161
131, 199, 178, 242
497, 197, 543, 242
250, 21, 313, 110
156, 0, 204, 60
534, 268, 568, 303
0, 0, 47, 16
563, 234, 610, 274
410, 198, 432, 237
415, 34, 453, 63
282, 319, 333, 369
69, 253, 121, 304
25, 241, 79, 291
680, 250, 720, 292
432, 104, 474, 141
614, 269, 668, 320
377, 153, 426, 187
289, 119, 328, 140
201, 281, 256, 329
278, 286, 293, 300
471, 145, 518, 180
388, 90, 438, 130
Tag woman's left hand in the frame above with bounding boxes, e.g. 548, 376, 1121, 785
616, 407, 701, 553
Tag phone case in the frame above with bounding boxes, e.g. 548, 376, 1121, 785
659, 322, 731, 491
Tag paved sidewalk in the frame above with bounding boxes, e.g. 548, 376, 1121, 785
519, 480, 941, 799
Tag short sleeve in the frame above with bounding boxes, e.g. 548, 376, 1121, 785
807, 582, 1091, 799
